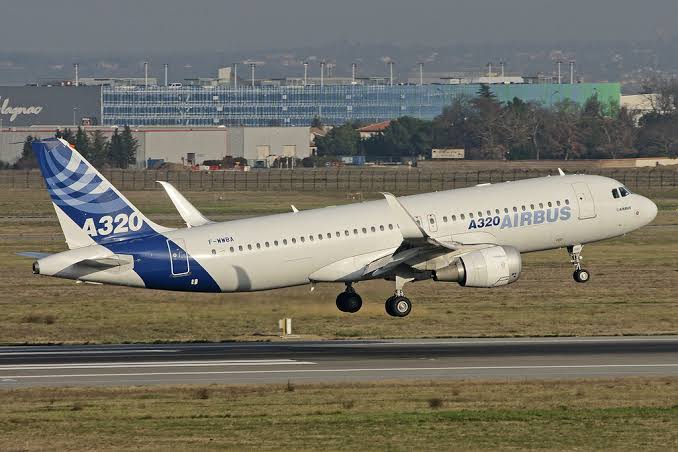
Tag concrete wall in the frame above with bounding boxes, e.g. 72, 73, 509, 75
0, 126, 310, 167
232, 127, 310, 161
141, 128, 229, 164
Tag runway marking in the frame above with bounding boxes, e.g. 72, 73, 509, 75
2, 363, 678, 380
0, 359, 316, 371
328, 337, 678, 347
0, 349, 177, 356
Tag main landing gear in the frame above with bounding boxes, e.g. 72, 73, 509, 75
335, 276, 415, 317
385, 276, 414, 317
568, 244, 591, 283
336, 283, 362, 313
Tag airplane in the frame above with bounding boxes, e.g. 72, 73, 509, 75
20, 138, 658, 317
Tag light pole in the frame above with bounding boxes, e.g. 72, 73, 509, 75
73, 106, 78, 126
144, 61, 149, 88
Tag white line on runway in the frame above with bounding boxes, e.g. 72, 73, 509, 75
0, 349, 177, 356
0, 359, 316, 371
2, 363, 678, 380
330, 337, 678, 347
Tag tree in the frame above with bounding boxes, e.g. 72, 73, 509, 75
107, 128, 126, 168
314, 122, 360, 156
75, 127, 91, 160
14, 135, 38, 169
119, 125, 138, 167
88, 130, 109, 168
55, 128, 75, 144
311, 116, 323, 129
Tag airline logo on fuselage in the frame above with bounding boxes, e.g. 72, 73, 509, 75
468, 206, 572, 230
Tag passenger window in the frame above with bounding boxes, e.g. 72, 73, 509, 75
300, 237, 305, 243
530, 204, 535, 210
247, 244, 252, 250
469, 213, 474, 219
557, 200, 561, 206
345, 230, 349, 236
238, 245, 243, 251
495, 209, 500, 215
283, 239, 288, 245
388, 224, 394, 230
309, 235, 314, 242
461, 214, 465, 220
486, 210, 491, 216
265, 242, 270, 248
292, 238, 297, 244
256, 243, 261, 249
477, 211, 482, 217
443, 216, 448, 223
565, 199, 570, 205
327, 233, 332, 239
539, 203, 544, 209
230, 247, 234, 253
504, 208, 509, 214
211, 249, 216, 255
548, 202, 552, 207
371, 226, 376, 232
319, 234, 323, 240
274, 240, 279, 246
452, 215, 456, 221
380, 225, 385, 231
521, 205, 526, 211
353, 229, 358, 235
612, 189, 620, 199
513, 206, 518, 212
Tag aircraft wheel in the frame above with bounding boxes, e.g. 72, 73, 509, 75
385, 296, 412, 317
573, 269, 590, 283
336, 291, 362, 313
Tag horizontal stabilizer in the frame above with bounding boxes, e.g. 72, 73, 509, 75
157, 181, 212, 228
16, 252, 52, 259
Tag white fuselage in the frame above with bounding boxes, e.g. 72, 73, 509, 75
143, 174, 653, 292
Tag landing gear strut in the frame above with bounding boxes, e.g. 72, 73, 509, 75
568, 244, 591, 283
385, 276, 413, 317
336, 283, 362, 313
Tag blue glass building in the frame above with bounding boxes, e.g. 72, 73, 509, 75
102, 83, 620, 127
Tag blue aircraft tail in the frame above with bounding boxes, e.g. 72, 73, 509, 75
33, 138, 170, 249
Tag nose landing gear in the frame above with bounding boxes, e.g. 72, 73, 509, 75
568, 244, 591, 283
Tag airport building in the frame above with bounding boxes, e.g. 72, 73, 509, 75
101, 83, 621, 127
0, 126, 312, 167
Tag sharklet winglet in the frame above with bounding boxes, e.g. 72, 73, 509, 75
156, 181, 212, 228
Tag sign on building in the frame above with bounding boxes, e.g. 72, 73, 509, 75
0, 86, 101, 127
431, 148, 465, 159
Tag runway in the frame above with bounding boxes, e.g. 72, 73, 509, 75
1, 336, 677, 387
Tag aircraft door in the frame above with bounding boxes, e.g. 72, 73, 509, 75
167, 239, 190, 276
571, 183, 597, 219
427, 213, 438, 232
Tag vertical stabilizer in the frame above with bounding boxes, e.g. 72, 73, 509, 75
32, 138, 171, 249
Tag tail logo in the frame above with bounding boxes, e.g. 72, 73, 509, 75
82, 212, 144, 237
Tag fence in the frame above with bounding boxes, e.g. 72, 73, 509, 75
1, 168, 676, 193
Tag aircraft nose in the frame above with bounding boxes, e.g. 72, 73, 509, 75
641, 196, 658, 225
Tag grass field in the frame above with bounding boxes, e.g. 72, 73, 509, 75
0, 188, 676, 344
1, 378, 677, 450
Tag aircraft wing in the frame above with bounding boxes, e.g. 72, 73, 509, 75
157, 181, 213, 228
361, 193, 496, 278
16, 252, 52, 259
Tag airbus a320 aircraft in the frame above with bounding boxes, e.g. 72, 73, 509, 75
21, 138, 657, 317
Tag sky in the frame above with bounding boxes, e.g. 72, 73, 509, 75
2, 0, 678, 54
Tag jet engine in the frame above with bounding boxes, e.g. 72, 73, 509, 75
433, 245, 521, 288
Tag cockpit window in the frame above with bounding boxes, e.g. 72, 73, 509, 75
612, 188, 620, 199
619, 187, 630, 197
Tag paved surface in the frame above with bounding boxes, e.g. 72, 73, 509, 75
1, 336, 677, 387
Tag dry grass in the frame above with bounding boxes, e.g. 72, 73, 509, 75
0, 189, 676, 344
0, 378, 676, 451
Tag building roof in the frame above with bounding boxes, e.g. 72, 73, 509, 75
358, 121, 391, 133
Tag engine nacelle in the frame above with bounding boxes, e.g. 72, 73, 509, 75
433, 245, 521, 288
